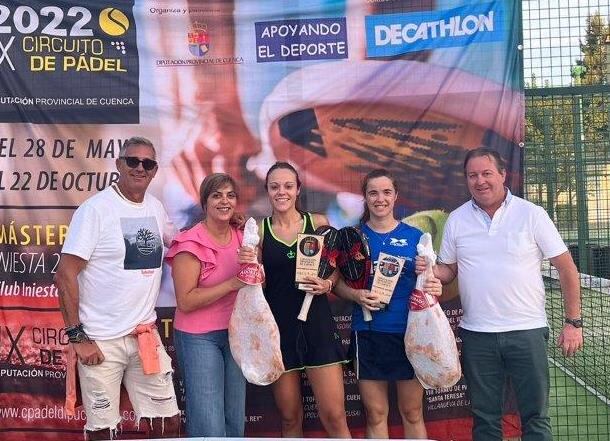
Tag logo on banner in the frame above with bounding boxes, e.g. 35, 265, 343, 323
365, 1, 505, 57
156, 15, 242, 67
99, 8, 130, 36
188, 22, 210, 57
0, 2, 139, 124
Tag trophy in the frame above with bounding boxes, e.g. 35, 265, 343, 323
296, 226, 340, 321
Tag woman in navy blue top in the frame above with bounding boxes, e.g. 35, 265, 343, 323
335, 169, 442, 439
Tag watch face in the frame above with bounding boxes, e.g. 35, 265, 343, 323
566, 318, 583, 328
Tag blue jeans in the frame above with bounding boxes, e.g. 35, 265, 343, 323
460, 327, 551, 441
174, 329, 246, 437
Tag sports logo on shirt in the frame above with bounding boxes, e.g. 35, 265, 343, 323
120, 217, 162, 270
389, 238, 409, 247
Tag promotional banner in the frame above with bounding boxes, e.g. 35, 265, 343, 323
0, 1, 523, 440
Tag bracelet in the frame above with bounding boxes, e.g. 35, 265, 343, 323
65, 323, 91, 344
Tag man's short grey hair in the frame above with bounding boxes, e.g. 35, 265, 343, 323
119, 136, 156, 158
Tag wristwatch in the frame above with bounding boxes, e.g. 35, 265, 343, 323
565, 317, 583, 328
65, 323, 91, 343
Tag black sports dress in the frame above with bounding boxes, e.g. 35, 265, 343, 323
261, 212, 347, 371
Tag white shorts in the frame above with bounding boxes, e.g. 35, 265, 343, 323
77, 329, 179, 431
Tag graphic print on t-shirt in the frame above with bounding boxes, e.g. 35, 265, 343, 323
120, 217, 162, 270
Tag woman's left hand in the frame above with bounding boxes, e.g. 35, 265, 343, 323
424, 274, 443, 297
302, 276, 333, 295
237, 246, 258, 264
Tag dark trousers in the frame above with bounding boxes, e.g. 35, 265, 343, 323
460, 327, 552, 441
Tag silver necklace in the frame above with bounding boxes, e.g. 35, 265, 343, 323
368, 222, 398, 245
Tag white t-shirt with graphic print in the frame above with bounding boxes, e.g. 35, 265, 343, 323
62, 186, 172, 340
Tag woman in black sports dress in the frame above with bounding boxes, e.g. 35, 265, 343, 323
260, 162, 350, 438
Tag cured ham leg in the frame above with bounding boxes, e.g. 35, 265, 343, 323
404, 233, 461, 389
229, 218, 284, 385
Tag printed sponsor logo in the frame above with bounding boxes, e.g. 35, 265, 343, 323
156, 20, 243, 67
0, 2, 139, 123
255, 17, 348, 63
365, 1, 505, 57
187, 22, 210, 57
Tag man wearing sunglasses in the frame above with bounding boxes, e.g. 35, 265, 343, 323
54, 136, 180, 440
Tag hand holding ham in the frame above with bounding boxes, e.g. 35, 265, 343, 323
237, 245, 257, 264
423, 274, 442, 297
414, 255, 428, 275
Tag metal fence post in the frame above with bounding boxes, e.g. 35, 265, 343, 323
572, 95, 590, 272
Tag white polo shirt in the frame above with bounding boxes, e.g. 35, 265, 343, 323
439, 193, 568, 332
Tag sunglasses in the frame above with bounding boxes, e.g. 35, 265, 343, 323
120, 156, 158, 171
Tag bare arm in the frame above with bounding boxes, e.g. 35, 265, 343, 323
54, 253, 104, 365
172, 252, 244, 313
333, 277, 359, 303
312, 213, 329, 228
551, 251, 581, 319
433, 262, 458, 285
551, 251, 583, 357
54, 253, 87, 327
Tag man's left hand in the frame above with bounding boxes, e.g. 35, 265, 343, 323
557, 324, 583, 357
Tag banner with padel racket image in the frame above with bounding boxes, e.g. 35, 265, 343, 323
0, 1, 523, 439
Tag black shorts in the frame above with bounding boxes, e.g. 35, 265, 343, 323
348, 330, 415, 381
272, 294, 348, 372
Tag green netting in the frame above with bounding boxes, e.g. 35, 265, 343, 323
524, 1, 610, 439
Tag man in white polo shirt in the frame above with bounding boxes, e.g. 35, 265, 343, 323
54, 136, 180, 440
427, 147, 583, 441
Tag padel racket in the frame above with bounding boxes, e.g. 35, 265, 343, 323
297, 225, 340, 321
338, 226, 373, 322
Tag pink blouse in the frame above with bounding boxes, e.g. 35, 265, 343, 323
165, 223, 242, 334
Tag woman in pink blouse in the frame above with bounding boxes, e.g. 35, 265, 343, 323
166, 173, 254, 437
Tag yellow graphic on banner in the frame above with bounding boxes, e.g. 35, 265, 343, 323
99, 8, 130, 36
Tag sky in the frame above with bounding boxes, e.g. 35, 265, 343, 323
523, 0, 610, 87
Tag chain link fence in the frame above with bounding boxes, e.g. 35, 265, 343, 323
524, 1, 610, 439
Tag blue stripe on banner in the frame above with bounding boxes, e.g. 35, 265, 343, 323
365, 1, 506, 58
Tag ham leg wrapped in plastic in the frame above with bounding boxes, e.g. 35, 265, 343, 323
404, 233, 461, 389
229, 218, 284, 385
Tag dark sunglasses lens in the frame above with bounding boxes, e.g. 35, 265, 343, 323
124, 157, 139, 168
123, 157, 157, 170
141, 159, 157, 170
